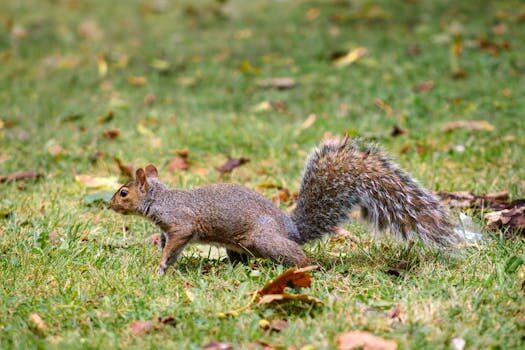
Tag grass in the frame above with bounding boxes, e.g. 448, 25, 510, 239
1, 0, 524, 348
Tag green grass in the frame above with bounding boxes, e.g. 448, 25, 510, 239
1, 0, 525, 348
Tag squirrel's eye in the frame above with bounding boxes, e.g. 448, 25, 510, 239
120, 188, 129, 198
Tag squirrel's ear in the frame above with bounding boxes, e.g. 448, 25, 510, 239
145, 164, 158, 178
135, 168, 148, 192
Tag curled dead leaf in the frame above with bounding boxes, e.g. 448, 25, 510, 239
128, 76, 147, 86
336, 331, 397, 350
258, 265, 318, 296
167, 157, 190, 172
113, 157, 134, 179
442, 120, 495, 132
203, 341, 234, 350
300, 114, 317, 130
374, 98, 394, 117
103, 128, 120, 139
216, 157, 249, 174
415, 80, 434, 92
257, 77, 295, 90
391, 125, 408, 137
0, 171, 42, 183
29, 313, 47, 335
331, 47, 367, 67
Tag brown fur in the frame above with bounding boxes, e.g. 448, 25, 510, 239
109, 138, 459, 275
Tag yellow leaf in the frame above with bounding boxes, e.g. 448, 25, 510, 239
333, 47, 368, 67
75, 175, 120, 190
300, 114, 317, 130
97, 53, 108, 77
442, 120, 495, 132
128, 76, 147, 86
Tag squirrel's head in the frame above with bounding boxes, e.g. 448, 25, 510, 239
109, 164, 158, 215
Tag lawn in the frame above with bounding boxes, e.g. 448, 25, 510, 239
1, 0, 524, 349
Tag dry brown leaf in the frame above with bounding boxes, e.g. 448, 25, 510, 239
113, 157, 134, 179
29, 313, 47, 335
144, 93, 156, 106
103, 128, 120, 139
386, 304, 401, 319
332, 47, 367, 67
258, 265, 318, 296
442, 120, 495, 132
167, 157, 189, 172
258, 293, 322, 305
129, 320, 154, 335
391, 125, 408, 137
146, 233, 161, 246
255, 340, 277, 350
485, 206, 525, 233
415, 80, 434, 92
257, 77, 295, 90
216, 157, 249, 174
128, 76, 147, 86
0, 171, 42, 183
272, 189, 291, 205
47, 143, 63, 157
269, 319, 288, 332
300, 114, 317, 130
336, 331, 397, 350
78, 19, 103, 40
203, 341, 234, 350
436, 191, 477, 208
374, 98, 394, 117
175, 149, 189, 158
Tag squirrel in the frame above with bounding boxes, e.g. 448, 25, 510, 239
109, 137, 459, 275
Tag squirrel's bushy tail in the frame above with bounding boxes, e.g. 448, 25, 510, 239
290, 138, 459, 247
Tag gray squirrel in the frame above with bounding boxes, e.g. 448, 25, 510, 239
110, 137, 459, 275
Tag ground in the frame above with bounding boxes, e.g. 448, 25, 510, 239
0, 0, 524, 349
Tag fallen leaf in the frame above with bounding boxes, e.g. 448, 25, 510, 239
75, 175, 120, 190
335, 331, 397, 350
0, 171, 42, 183
150, 59, 170, 73
259, 319, 271, 330
306, 7, 320, 21
406, 45, 421, 56
452, 68, 467, 79
89, 151, 104, 164
216, 157, 249, 174
272, 188, 291, 205
29, 313, 47, 336
129, 320, 154, 335
113, 157, 134, 179
492, 23, 506, 35
436, 191, 476, 208
103, 128, 120, 139
83, 191, 114, 206
257, 77, 295, 90
47, 143, 63, 157
299, 114, 317, 130
331, 47, 367, 67
97, 110, 114, 124
386, 304, 401, 319
11, 25, 28, 40
442, 120, 495, 132
414, 80, 434, 92
374, 98, 394, 117
167, 157, 189, 172
96, 53, 108, 77
255, 340, 277, 350
391, 125, 408, 137
128, 76, 147, 86
78, 19, 103, 40
144, 93, 156, 106
146, 233, 161, 246
451, 337, 466, 350
485, 206, 525, 233
258, 265, 318, 296
258, 293, 322, 305
203, 341, 234, 350
269, 319, 288, 332
156, 316, 176, 327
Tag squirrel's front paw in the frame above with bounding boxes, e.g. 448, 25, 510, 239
157, 263, 167, 276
